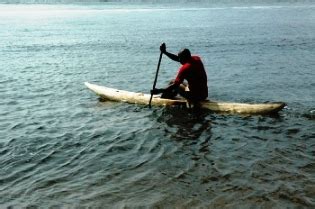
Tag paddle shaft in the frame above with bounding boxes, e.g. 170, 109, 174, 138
149, 52, 163, 108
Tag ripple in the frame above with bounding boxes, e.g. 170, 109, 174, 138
303, 109, 315, 120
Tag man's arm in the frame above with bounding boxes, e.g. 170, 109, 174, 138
160, 43, 180, 62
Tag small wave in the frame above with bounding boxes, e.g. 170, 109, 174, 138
303, 109, 315, 120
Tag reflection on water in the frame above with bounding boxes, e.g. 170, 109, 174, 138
151, 107, 314, 208
157, 107, 212, 141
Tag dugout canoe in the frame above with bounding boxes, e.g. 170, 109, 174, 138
85, 82, 285, 115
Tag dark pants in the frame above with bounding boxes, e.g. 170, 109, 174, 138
161, 80, 196, 101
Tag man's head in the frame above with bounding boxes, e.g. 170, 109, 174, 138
178, 48, 191, 64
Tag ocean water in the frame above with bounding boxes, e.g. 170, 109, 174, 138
0, 1, 315, 208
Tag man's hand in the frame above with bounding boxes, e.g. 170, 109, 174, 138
150, 88, 164, 95
160, 43, 166, 54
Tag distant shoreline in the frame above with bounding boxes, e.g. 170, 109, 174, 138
1, 0, 315, 5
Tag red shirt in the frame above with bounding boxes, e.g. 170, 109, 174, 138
174, 56, 208, 100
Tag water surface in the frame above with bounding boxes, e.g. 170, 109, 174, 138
0, 2, 314, 208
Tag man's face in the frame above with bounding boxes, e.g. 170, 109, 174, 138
178, 53, 185, 65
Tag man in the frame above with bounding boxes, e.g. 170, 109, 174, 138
151, 43, 208, 102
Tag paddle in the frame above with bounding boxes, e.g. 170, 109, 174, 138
148, 51, 163, 108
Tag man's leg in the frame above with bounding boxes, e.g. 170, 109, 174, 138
178, 83, 194, 100
161, 80, 190, 100
160, 80, 176, 99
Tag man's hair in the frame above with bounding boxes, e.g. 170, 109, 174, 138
178, 48, 191, 61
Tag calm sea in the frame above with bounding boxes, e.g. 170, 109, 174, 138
0, 1, 314, 208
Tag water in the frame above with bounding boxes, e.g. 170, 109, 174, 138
0, 1, 315, 208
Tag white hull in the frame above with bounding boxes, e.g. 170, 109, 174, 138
85, 82, 285, 115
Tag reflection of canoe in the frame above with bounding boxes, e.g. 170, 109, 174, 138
85, 82, 285, 115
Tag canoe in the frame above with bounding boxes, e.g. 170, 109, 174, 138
85, 82, 285, 115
